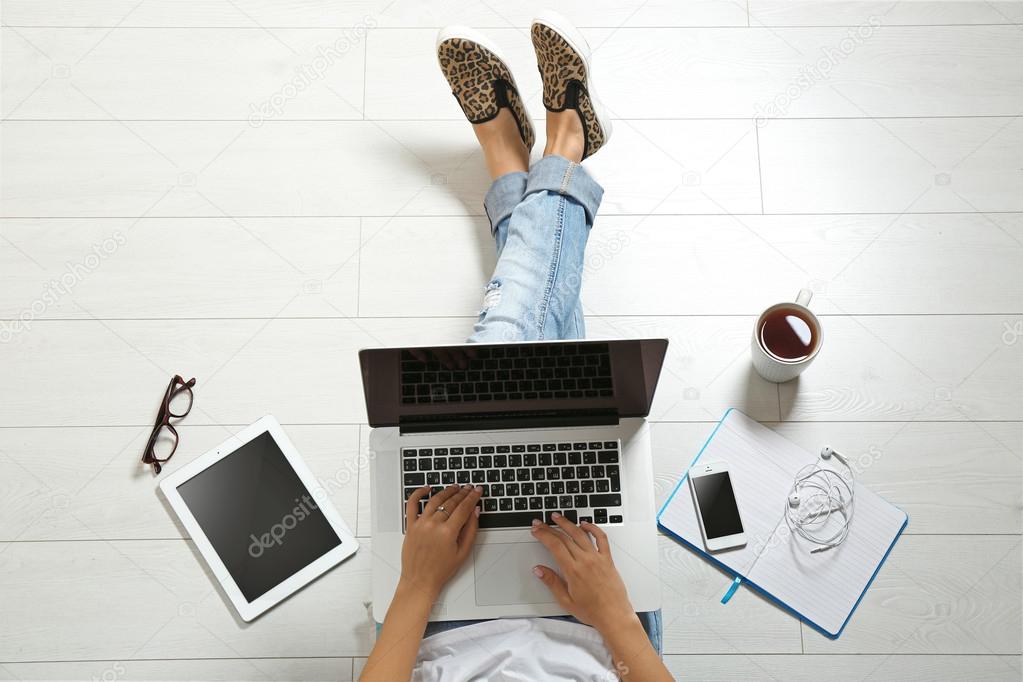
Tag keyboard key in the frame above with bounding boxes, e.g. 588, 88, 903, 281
531, 469, 546, 481
527, 444, 541, 452
457, 471, 470, 484
573, 442, 588, 450
542, 444, 557, 452
466, 446, 480, 454
546, 467, 560, 480
491, 484, 505, 497
404, 487, 418, 500
511, 444, 525, 453
610, 515, 623, 524
507, 454, 520, 467
603, 441, 618, 449
551, 481, 565, 494
583, 452, 597, 464
545, 511, 560, 524
539, 453, 553, 466
589, 494, 622, 507
449, 457, 462, 469
479, 455, 492, 468
576, 466, 591, 478
544, 496, 558, 509
596, 479, 610, 492
426, 472, 440, 485
419, 458, 432, 470
553, 452, 567, 465
464, 456, 478, 468
480, 446, 495, 454
559, 495, 574, 508
449, 447, 463, 455
598, 451, 619, 463
592, 465, 605, 478
435, 448, 448, 456
476, 511, 545, 529
506, 483, 520, 496
568, 452, 582, 465
434, 457, 447, 469
515, 469, 530, 481
588, 442, 603, 450
521, 483, 534, 495
404, 473, 425, 486
499, 498, 513, 511
403, 460, 417, 472
402, 448, 418, 457
561, 466, 575, 479
574, 494, 588, 508
484, 499, 498, 512
472, 471, 485, 483
494, 455, 508, 467
566, 480, 580, 494
529, 496, 543, 510
487, 470, 501, 482
496, 445, 511, 453
594, 508, 608, 524
514, 497, 528, 510
581, 480, 595, 493
431, 486, 444, 495
579, 515, 593, 524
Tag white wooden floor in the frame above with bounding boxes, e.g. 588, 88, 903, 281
2, 1, 1022, 680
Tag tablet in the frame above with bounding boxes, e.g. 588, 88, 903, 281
160, 415, 358, 621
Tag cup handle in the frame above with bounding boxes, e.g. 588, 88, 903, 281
795, 288, 813, 307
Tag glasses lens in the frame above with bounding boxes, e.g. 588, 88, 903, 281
150, 424, 178, 460
167, 386, 193, 418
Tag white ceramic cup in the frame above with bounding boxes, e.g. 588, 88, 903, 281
751, 289, 822, 383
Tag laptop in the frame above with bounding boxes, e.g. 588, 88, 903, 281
360, 338, 669, 622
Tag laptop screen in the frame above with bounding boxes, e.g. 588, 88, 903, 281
359, 339, 668, 428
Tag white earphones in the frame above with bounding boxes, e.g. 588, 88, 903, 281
784, 446, 855, 554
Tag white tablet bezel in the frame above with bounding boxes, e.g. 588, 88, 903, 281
159, 415, 358, 621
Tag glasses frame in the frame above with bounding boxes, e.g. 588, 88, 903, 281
141, 374, 196, 474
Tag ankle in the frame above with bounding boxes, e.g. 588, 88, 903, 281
543, 111, 584, 163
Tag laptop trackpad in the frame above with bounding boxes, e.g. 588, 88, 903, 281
474, 543, 558, 606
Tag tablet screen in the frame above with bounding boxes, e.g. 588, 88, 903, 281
176, 431, 341, 602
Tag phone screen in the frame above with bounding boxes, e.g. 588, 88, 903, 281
692, 471, 743, 538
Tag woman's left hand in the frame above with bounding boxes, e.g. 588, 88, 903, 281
399, 484, 482, 598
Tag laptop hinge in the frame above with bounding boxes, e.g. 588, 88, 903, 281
398, 409, 619, 435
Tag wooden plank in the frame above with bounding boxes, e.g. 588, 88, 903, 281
366, 26, 1023, 119
0, 425, 362, 542
0, 539, 376, 661
778, 314, 1023, 421
759, 117, 1023, 213
0, 658, 354, 681
750, 1, 1023, 26
2, 27, 365, 120
0, 0, 749, 28
0, 119, 760, 217
652, 422, 1023, 536
801, 535, 1021, 654
357, 213, 1023, 318
5, 314, 1020, 427
0, 218, 360, 320
662, 654, 1023, 681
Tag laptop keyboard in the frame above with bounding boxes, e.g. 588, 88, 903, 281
402, 440, 624, 529
400, 343, 614, 405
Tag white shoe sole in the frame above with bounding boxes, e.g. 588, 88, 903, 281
530, 10, 613, 147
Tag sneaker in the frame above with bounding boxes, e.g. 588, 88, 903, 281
531, 11, 613, 160
436, 26, 535, 152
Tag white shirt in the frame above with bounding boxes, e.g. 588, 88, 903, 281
412, 617, 618, 681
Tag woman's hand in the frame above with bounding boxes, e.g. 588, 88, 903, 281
399, 484, 482, 598
530, 513, 636, 632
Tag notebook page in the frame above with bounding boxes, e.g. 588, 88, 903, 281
658, 410, 799, 577
748, 480, 907, 635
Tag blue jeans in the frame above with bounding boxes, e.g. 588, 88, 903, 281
428, 154, 663, 655
467, 155, 602, 344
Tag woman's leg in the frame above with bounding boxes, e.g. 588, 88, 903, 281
469, 153, 601, 343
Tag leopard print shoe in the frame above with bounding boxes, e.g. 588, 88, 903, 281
531, 11, 613, 160
436, 26, 535, 152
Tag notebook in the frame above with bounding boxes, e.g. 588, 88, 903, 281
657, 409, 908, 638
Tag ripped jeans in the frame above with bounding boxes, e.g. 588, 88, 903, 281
467, 155, 604, 343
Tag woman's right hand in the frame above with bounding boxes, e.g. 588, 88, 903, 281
530, 513, 637, 632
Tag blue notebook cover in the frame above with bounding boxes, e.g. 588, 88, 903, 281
657, 408, 908, 639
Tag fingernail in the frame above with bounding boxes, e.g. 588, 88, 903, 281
551, 511, 561, 519
474, 507, 481, 517
474, 485, 483, 493
532, 566, 544, 578
531, 519, 541, 528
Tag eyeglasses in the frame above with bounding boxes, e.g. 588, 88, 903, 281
142, 374, 196, 474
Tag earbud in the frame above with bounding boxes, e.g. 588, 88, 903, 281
820, 446, 849, 466
788, 493, 801, 508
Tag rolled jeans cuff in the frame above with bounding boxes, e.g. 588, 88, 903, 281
524, 155, 604, 224
483, 171, 528, 233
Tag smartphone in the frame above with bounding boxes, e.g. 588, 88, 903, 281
688, 461, 746, 552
